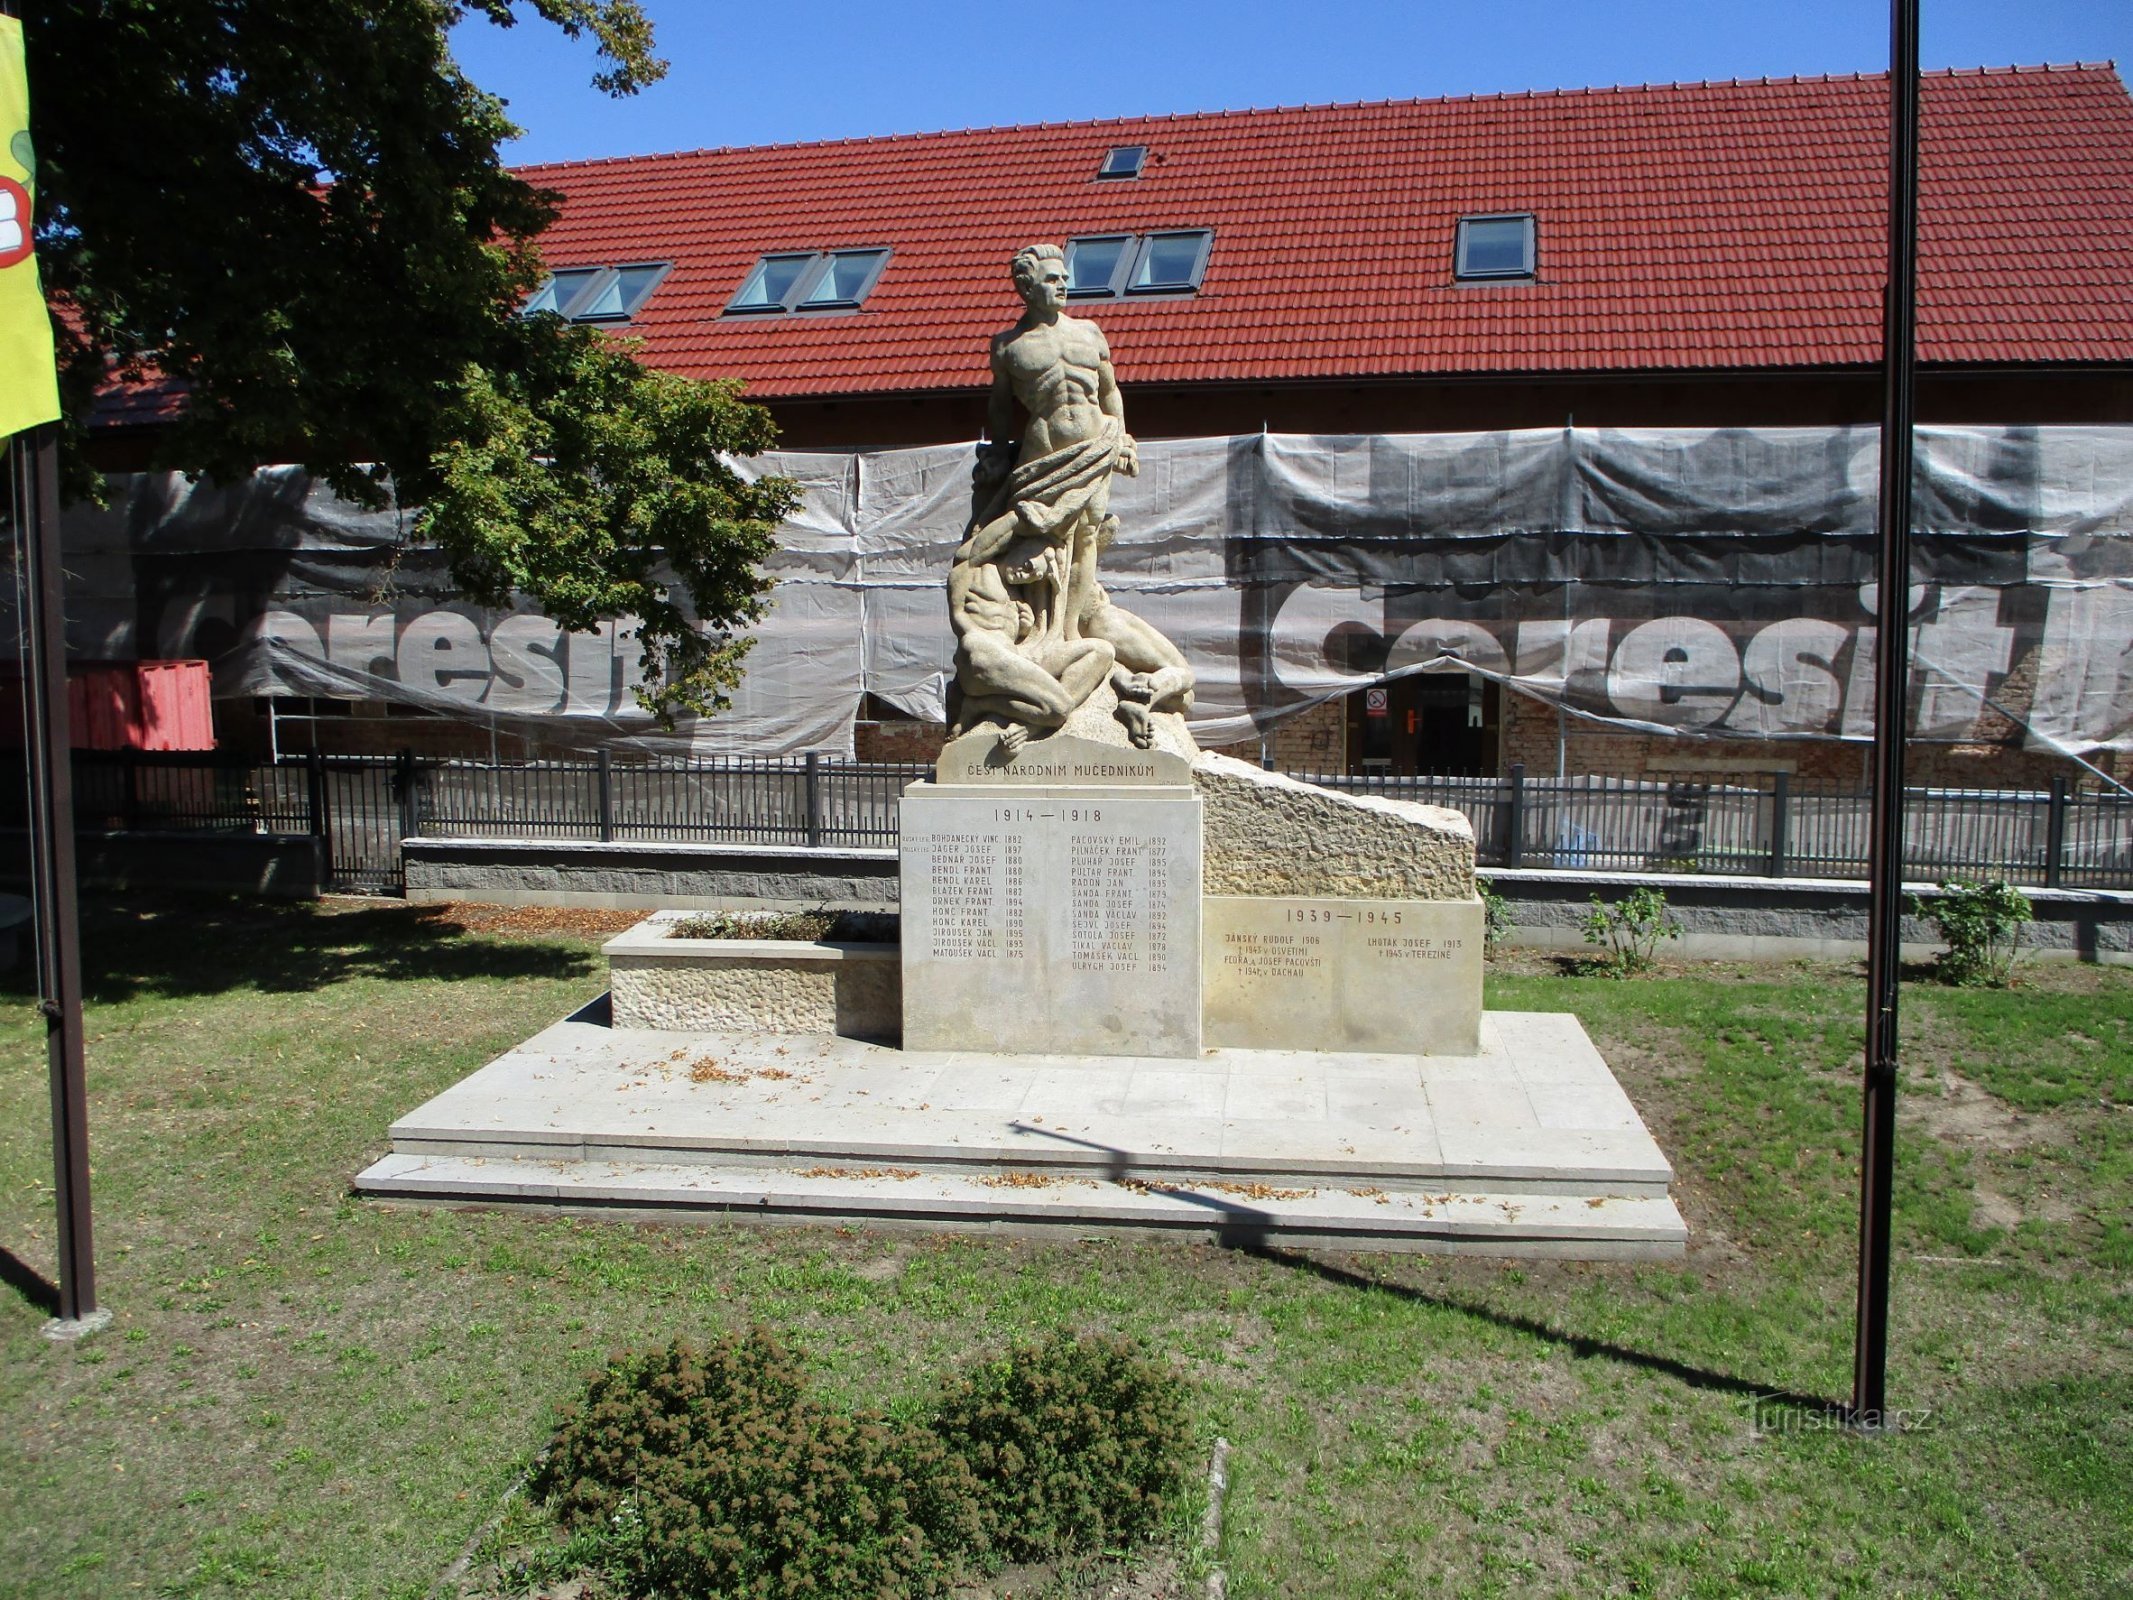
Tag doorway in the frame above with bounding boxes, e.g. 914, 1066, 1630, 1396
1346, 672, 1499, 776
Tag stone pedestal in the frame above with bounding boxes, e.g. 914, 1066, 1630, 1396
899, 781, 1203, 1058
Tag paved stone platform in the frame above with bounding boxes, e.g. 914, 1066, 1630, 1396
354, 1007, 1685, 1257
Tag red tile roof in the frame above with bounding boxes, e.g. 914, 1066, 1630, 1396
517, 64, 2133, 398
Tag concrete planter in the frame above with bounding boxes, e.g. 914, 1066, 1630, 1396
604, 915, 901, 1039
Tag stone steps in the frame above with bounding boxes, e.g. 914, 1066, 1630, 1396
353, 1009, 1686, 1257
356, 1152, 1685, 1258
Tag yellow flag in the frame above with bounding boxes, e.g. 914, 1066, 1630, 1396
0, 15, 60, 440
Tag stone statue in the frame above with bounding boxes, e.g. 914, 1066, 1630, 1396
946, 244, 1195, 756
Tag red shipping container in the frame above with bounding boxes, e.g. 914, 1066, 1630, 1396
2, 660, 215, 751
133, 660, 216, 750
67, 666, 138, 751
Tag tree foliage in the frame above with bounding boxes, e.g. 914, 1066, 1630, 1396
24, 0, 797, 720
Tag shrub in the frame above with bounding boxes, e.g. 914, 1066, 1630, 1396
927, 1331, 1192, 1563
1476, 876, 1513, 959
531, 1328, 972, 1599
667, 909, 895, 942
1913, 879, 2031, 987
530, 1328, 1192, 1597
1581, 886, 1682, 977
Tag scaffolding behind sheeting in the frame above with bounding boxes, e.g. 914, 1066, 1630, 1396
31, 424, 2133, 759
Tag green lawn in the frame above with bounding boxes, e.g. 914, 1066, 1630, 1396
2, 897, 2128, 1599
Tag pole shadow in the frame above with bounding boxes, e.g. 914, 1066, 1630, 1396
0, 1245, 60, 1317
1006, 1121, 1839, 1416
1233, 1239, 1838, 1414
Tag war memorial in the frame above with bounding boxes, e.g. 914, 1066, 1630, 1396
357, 249, 1686, 1257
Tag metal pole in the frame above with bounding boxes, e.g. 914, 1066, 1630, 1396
12, 425, 100, 1331
1854, 0, 1920, 1430
1503, 762, 1526, 869
804, 750, 824, 849
1768, 772, 1791, 880
2043, 777, 2067, 890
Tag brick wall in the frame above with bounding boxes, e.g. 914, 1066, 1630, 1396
854, 718, 948, 764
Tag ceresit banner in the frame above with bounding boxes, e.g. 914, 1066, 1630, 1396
0, 15, 60, 440
35, 426, 2133, 759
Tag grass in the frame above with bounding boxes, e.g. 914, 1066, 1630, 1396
1, 897, 2128, 1599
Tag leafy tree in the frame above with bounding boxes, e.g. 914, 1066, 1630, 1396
23, 0, 797, 720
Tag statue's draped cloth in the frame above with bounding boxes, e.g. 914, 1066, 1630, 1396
974, 415, 1127, 543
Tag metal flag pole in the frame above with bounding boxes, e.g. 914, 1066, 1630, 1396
1853, 0, 1921, 1429
11, 422, 100, 1336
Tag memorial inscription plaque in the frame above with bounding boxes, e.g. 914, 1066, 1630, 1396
901, 784, 1202, 1058
1202, 895, 1483, 1055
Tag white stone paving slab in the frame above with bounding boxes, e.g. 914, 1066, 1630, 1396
356, 1151, 1685, 1259
376, 1010, 1675, 1203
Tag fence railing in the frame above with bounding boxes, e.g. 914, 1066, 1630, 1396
3, 751, 2128, 894
1301, 766, 2133, 891
413, 751, 928, 850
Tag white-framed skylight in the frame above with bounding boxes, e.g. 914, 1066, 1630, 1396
724, 248, 892, 316
1454, 214, 1537, 281
522, 262, 671, 322
1064, 229, 1213, 299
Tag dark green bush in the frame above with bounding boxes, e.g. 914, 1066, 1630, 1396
530, 1328, 973, 1599
927, 1331, 1192, 1563
530, 1327, 1189, 1597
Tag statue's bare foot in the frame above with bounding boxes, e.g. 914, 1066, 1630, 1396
1141, 665, 1196, 713
1111, 667, 1156, 704
996, 723, 1029, 757
1116, 700, 1154, 749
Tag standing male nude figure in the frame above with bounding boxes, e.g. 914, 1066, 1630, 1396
946, 244, 1194, 749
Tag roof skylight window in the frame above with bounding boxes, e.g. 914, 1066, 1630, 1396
1098, 145, 1147, 180
522, 262, 670, 322
1063, 229, 1213, 299
800, 249, 891, 309
725, 248, 891, 315
522, 267, 602, 317
1454, 214, 1536, 281
1129, 230, 1212, 294
1065, 235, 1134, 297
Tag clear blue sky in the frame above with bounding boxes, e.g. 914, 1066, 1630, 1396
451, 0, 2132, 165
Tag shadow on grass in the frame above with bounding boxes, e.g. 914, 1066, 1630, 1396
0, 892, 598, 1006
0, 1244, 60, 1316
1010, 1126, 1840, 1412
1236, 1241, 1840, 1414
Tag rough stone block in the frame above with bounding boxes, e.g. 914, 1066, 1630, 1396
1194, 752, 1476, 900
605, 920, 900, 1039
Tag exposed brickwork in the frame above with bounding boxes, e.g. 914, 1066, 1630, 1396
853, 718, 948, 764
1268, 699, 1348, 775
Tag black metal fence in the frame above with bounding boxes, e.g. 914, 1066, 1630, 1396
5, 750, 2129, 895
1304, 766, 2133, 891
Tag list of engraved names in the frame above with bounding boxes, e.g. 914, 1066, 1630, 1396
916, 805, 1172, 976
1069, 827, 1171, 975
920, 828, 1026, 962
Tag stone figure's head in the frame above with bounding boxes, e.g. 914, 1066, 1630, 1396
1011, 243, 1068, 313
